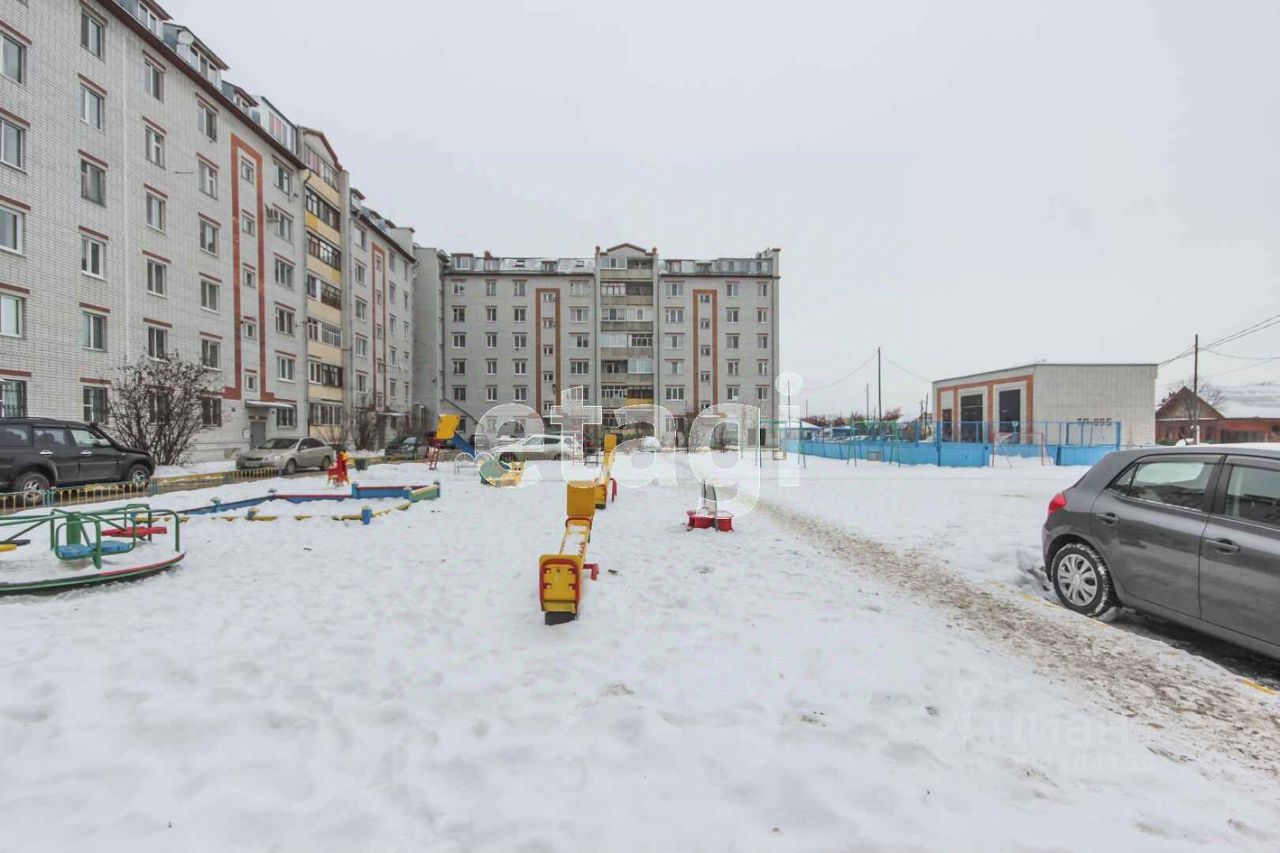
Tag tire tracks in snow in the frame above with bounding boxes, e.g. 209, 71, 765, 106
759, 498, 1280, 782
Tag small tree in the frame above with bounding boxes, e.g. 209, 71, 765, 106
349, 405, 382, 451
1162, 380, 1225, 419
111, 354, 216, 465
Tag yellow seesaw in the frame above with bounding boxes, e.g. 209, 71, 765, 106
539, 481, 602, 625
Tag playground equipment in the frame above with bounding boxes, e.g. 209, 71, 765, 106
478, 454, 525, 487
181, 482, 441, 524
593, 434, 619, 509
0, 505, 186, 596
326, 451, 352, 486
434, 414, 478, 462
686, 482, 734, 532
539, 481, 604, 625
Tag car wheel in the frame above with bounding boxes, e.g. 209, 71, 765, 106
320, 456, 332, 472
16, 471, 50, 502
1051, 542, 1116, 617
125, 464, 150, 489
284, 459, 297, 475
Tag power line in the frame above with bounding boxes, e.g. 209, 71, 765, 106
804, 351, 879, 392
881, 355, 933, 385
1158, 311, 1280, 366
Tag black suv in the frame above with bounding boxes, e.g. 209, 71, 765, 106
0, 419, 154, 495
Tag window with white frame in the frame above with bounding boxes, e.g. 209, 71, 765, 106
199, 160, 218, 197
485, 359, 497, 375
757, 386, 769, 401
146, 259, 167, 295
83, 386, 108, 422
241, 266, 256, 289
513, 307, 527, 323
144, 60, 164, 101
274, 210, 293, 243
80, 84, 104, 129
513, 333, 527, 349
725, 282, 739, 297
665, 308, 684, 323
200, 278, 219, 312
0, 292, 22, 337
144, 126, 165, 166
758, 282, 769, 297
452, 306, 465, 322
243, 318, 257, 340
573, 334, 590, 349
1, 117, 25, 170
355, 298, 367, 320
200, 338, 220, 369
451, 280, 464, 295
485, 332, 497, 349
1, 34, 24, 84
570, 307, 589, 323
513, 359, 528, 375
355, 335, 368, 357
240, 158, 255, 182
81, 235, 105, 277
513, 386, 528, 402
81, 159, 105, 204
726, 334, 740, 350
727, 360, 740, 376
241, 212, 255, 236
277, 404, 296, 428
758, 334, 769, 348
243, 371, 258, 393
570, 281, 590, 297
277, 355, 296, 382
275, 306, 295, 336
199, 219, 218, 254
513, 280, 526, 297
452, 332, 466, 348
452, 386, 467, 401
486, 386, 498, 402
452, 359, 466, 375
145, 192, 165, 231
274, 258, 294, 289
0, 204, 21, 254
570, 360, 589, 375
198, 102, 218, 141
273, 160, 291, 193
665, 386, 685, 402
0, 378, 26, 417
146, 325, 168, 360
81, 12, 105, 57
725, 308, 739, 323
727, 385, 740, 402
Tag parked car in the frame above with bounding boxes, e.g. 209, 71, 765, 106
639, 436, 662, 452
385, 436, 426, 461
497, 434, 581, 462
236, 437, 332, 475
1043, 445, 1280, 660
0, 418, 153, 495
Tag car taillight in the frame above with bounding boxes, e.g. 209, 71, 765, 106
1047, 492, 1068, 516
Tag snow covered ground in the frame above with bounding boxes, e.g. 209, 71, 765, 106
1, 457, 1279, 850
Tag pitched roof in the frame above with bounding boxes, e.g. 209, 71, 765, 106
1216, 383, 1280, 419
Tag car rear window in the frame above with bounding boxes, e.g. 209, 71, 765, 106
0, 425, 31, 446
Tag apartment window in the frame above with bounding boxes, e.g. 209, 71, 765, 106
570, 360, 589, 375
273, 258, 295, 289
240, 158, 255, 183
243, 318, 257, 340
665, 386, 685, 402
83, 386, 108, 422
321, 322, 341, 348
145, 192, 165, 231
0, 378, 26, 417
452, 332, 466, 348
700, 370, 711, 383
452, 306, 466, 323
145, 126, 165, 167
726, 282, 739, 297
200, 397, 222, 427
727, 360, 740, 376
277, 405, 297, 428
485, 359, 497, 375
277, 355, 296, 382
601, 284, 624, 297
199, 160, 218, 197
513, 333, 527, 349
274, 210, 293, 243
699, 293, 711, 305
758, 282, 770, 297
700, 345, 711, 357
447, 385, 466, 401
144, 60, 164, 101
665, 282, 684, 297
513, 359, 528, 376
0, 292, 22, 337
513, 386, 528, 402
573, 334, 590, 349
2, 34, 26, 84
570, 281, 590, 297
570, 307, 589, 323
513, 281, 526, 297
389, 313, 398, 337
482, 306, 497, 324
355, 373, 368, 393
485, 332, 497, 349
0, 204, 22, 254
146, 325, 167, 360
486, 386, 498, 403
757, 386, 770, 401
200, 278, 219, 312
241, 212, 255, 236
81, 159, 106, 204
355, 335, 368, 357
82, 12, 105, 57
146, 259, 167, 295
198, 102, 218, 141
354, 263, 366, 286
199, 219, 218, 255
726, 308, 739, 323
273, 160, 291, 193
243, 372, 258, 394
79, 84, 104, 130
700, 318, 711, 330
727, 386, 741, 402
757, 308, 768, 323
758, 359, 769, 375
200, 338, 220, 370
726, 334, 740, 350
758, 334, 769, 348
275, 306, 295, 336
0, 117, 25, 169
81, 235, 105, 278
354, 227, 367, 249
665, 308, 684, 323
306, 233, 341, 268
667, 360, 685, 376
355, 298, 368, 320
665, 334, 683, 349
304, 189, 341, 229
452, 359, 466, 375
542, 344, 554, 357
241, 266, 256, 289
509, 307, 526, 324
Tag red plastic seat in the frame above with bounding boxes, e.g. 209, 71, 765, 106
102, 525, 168, 538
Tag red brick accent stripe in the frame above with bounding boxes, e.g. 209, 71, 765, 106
79, 301, 111, 313
0, 282, 31, 295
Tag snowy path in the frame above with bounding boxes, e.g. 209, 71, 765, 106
1, 461, 1279, 849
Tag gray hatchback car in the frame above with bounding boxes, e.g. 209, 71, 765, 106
1043, 445, 1280, 660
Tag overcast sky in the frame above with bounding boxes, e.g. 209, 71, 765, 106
180, 0, 1280, 415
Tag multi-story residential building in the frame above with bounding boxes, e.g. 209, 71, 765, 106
0, 0, 311, 456
348, 191, 416, 442
297, 127, 347, 438
429, 243, 780, 442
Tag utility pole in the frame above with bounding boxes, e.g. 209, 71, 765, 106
876, 346, 883, 422
865, 383, 870, 423
1192, 333, 1200, 444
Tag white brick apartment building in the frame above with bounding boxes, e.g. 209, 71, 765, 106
422, 243, 781, 444
0, 0, 310, 457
